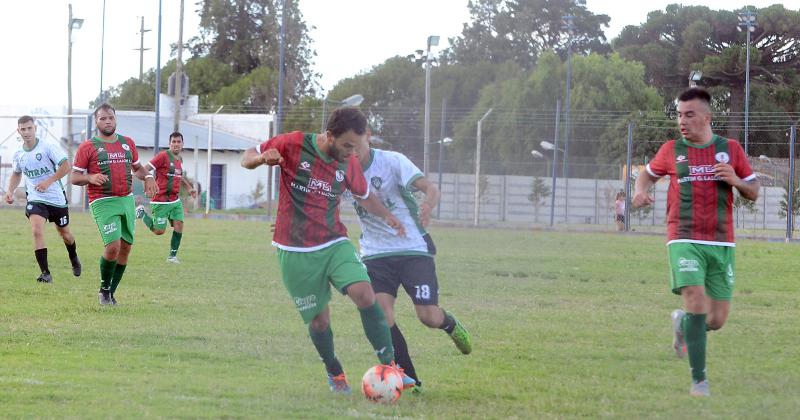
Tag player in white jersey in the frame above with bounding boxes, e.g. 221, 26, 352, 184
3, 116, 81, 283
352, 133, 472, 393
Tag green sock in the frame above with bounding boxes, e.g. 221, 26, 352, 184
358, 302, 394, 365
99, 257, 117, 290
309, 325, 343, 376
170, 231, 182, 257
142, 213, 154, 230
683, 313, 707, 383
110, 264, 126, 294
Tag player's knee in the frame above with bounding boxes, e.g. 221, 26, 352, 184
309, 317, 330, 332
706, 318, 725, 331
153, 229, 166, 235
346, 282, 375, 307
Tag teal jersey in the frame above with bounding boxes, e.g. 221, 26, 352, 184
12, 138, 68, 207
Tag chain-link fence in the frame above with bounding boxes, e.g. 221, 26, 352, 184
281, 102, 799, 239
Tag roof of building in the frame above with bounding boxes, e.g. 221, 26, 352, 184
70, 111, 259, 152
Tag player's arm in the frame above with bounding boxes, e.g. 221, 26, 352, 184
4, 171, 22, 204
356, 193, 406, 237
632, 171, 658, 208
411, 176, 440, 227
70, 169, 107, 186
180, 174, 197, 197
34, 159, 70, 193
241, 146, 283, 169
714, 163, 760, 201
132, 161, 158, 198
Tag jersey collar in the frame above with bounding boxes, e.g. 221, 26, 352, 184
22, 137, 40, 152
680, 134, 721, 149
92, 133, 122, 144
310, 133, 334, 164
362, 149, 376, 171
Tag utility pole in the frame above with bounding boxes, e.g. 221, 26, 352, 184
173, 0, 185, 132
134, 17, 151, 81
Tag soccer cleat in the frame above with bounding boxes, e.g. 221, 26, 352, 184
690, 380, 710, 397
135, 205, 146, 219
327, 373, 351, 394
36, 272, 53, 283
410, 384, 423, 395
166, 256, 180, 264
447, 312, 473, 354
671, 309, 687, 359
71, 257, 82, 277
98, 288, 112, 305
389, 362, 416, 390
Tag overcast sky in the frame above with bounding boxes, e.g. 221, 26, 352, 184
0, 0, 793, 110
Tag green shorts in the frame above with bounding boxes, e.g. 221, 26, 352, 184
151, 200, 185, 230
667, 242, 736, 301
90, 195, 136, 246
276, 240, 370, 324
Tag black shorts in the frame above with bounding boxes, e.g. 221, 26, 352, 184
615, 214, 625, 223
25, 202, 70, 227
365, 255, 439, 305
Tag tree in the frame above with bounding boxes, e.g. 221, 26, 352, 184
614, 4, 800, 141
528, 176, 551, 222
446, 0, 611, 69
778, 185, 800, 220
190, 0, 317, 105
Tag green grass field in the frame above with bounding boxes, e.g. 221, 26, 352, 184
1, 208, 798, 418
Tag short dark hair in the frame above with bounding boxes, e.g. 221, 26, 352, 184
326, 106, 367, 137
17, 115, 34, 125
169, 131, 184, 141
93, 103, 116, 118
678, 88, 711, 105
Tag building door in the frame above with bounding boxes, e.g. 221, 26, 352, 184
210, 164, 225, 209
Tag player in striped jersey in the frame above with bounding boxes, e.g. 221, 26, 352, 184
71, 104, 158, 306
633, 88, 760, 397
241, 106, 413, 394
4, 116, 81, 283
135, 131, 197, 263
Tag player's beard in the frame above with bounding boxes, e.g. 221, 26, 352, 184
99, 126, 116, 137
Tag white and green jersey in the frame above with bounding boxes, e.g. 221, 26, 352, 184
354, 148, 428, 260
12, 138, 68, 207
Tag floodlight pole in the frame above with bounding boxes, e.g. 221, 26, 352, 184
154, 0, 163, 154
474, 108, 493, 227
739, 9, 757, 156
562, 15, 575, 225
787, 125, 796, 241
624, 123, 634, 232
423, 35, 439, 176
550, 99, 561, 227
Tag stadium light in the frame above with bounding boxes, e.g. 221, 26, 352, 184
321, 94, 364, 132
423, 35, 440, 177
540, 141, 565, 152
67, 3, 83, 206
531, 150, 544, 159
738, 8, 757, 156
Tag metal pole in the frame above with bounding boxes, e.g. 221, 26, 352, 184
99, 0, 106, 101
744, 20, 751, 156
787, 125, 796, 241
437, 97, 446, 219
563, 16, 574, 224
194, 135, 199, 209
67, 3, 74, 206
206, 113, 213, 215
154, 0, 163, 154
320, 98, 327, 133
624, 123, 634, 232
473, 108, 493, 227
275, 0, 287, 135
550, 99, 560, 227
173, 0, 185, 132
423, 43, 433, 175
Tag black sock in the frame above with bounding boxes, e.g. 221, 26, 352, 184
65, 241, 78, 263
439, 309, 456, 334
391, 324, 420, 385
34, 248, 49, 274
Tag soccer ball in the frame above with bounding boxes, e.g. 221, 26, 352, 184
361, 364, 403, 404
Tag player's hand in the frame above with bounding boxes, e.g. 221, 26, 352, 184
714, 163, 741, 186
88, 173, 109, 186
261, 149, 284, 166
189, 188, 197, 198
384, 214, 406, 237
4, 191, 13, 204
632, 190, 654, 208
419, 202, 433, 227
144, 177, 159, 198
34, 179, 53, 193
